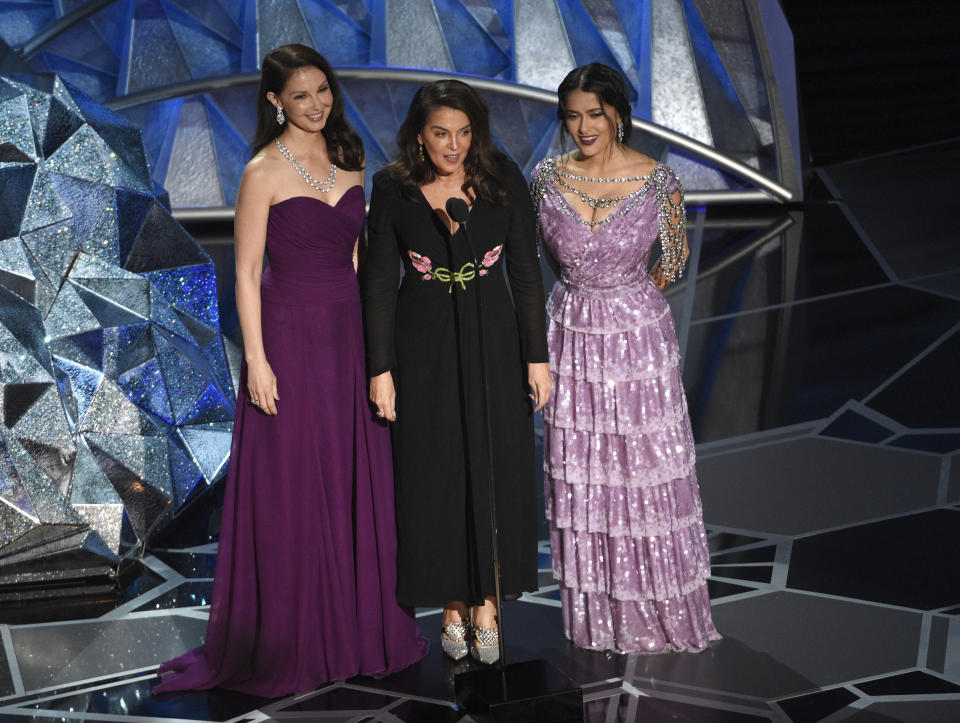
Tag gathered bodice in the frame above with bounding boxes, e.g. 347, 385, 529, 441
537, 165, 673, 296
533, 161, 685, 335
261, 186, 364, 305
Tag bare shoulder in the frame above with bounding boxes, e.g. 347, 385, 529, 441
556, 151, 578, 170
620, 148, 659, 177
244, 146, 283, 180
338, 166, 364, 189
240, 148, 284, 197
236, 148, 285, 210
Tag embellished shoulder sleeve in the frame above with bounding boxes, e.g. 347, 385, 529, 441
529, 157, 555, 209
652, 164, 687, 284
529, 157, 556, 244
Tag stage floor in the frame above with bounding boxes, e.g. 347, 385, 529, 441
0, 145, 958, 722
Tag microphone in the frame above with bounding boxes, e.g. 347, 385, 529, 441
445, 197, 470, 226
445, 197, 478, 266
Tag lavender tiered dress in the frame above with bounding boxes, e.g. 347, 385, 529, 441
535, 162, 720, 654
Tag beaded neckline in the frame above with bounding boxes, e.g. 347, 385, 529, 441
529, 156, 688, 284
554, 166, 651, 184
549, 159, 657, 229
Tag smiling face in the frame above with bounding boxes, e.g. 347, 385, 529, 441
268, 65, 333, 132
418, 106, 472, 178
563, 87, 620, 159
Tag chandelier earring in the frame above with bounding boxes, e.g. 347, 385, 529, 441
616, 119, 624, 144
276, 106, 285, 125
418, 142, 425, 162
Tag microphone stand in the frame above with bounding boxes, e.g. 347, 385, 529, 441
445, 198, 508, 672
445, 198, 582, 722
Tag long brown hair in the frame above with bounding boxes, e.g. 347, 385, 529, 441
389, 80, 506, 204
251, 44, 363, 171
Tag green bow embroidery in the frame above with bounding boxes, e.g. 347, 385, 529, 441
433, 262, 476, 292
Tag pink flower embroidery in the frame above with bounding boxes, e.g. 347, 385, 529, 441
408, 250, 433, 275
481, 244, 503, 268
478, 269, 488, 276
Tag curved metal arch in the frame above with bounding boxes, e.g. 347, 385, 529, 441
17, 0, 119, 58
106, 67, 793, 204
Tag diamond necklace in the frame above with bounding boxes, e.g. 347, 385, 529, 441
554, 166, 650, 184
553, 172, 649, 209
550, 162, 655, 228
553, 164, 651, 210
275, 139, 337, 193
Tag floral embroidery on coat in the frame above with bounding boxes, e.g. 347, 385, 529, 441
407, 245, 503, 290
479, 244, 503, 276
408, 250, 433, 279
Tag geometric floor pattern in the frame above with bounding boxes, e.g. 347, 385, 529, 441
0, 145, 958, 720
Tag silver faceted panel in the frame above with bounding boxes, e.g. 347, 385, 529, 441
0, 73, 236, 582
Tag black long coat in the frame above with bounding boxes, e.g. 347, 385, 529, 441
363, 159, 548, 607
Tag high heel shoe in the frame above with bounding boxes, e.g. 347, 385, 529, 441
441, 620, 469, 661
470, 623, 499, 664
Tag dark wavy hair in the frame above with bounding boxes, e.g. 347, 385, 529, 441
388, 80, 506, 204
557, 63, 633, 149
251, 44, 363, 171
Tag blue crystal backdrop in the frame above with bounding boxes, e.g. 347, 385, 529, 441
0, 0, 802, 208
0, 73, 236, 577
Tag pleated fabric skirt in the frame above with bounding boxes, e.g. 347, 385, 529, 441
155, 279, 427, 697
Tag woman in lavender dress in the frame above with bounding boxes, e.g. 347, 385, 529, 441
154, 45, 426, 697
532, 63, 720, 653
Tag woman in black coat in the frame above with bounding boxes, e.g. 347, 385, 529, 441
364, 80, 550, 665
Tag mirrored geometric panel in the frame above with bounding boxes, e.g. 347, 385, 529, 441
788, 510, 960, 609
0, 73, 236, 589
114, 75, 776, 210
0, 1, 800, 207
820, 409, 895, 444
689, 205, 891, 324
684, 285, 960, 442
867, 328, 960, 430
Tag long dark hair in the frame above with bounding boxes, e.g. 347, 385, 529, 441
389, 80, 506, 204
557, 63, 633, 149
251, 44, 363, 171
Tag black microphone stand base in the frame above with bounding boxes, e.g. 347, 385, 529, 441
455, 658, 583, 722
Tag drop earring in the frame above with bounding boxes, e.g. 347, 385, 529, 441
418, 142, 425, 161
276, 106, 285, 125
616, 119, 623, 143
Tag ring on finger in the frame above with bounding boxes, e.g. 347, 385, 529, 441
376, 410, 385, 418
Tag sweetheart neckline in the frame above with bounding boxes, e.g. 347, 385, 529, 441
270, 185, 364, 210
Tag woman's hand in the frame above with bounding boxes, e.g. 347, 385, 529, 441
247, 358, 279, 415
651, 263, 669, 291
369, 371, 397, 422
528, 362, 552, 412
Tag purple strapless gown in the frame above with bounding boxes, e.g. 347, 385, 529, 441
535, 162, 720, 653
154, 188, 428, 697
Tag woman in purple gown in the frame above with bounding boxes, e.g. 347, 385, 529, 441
532, 63, 720, 654
154, 44, 427, 698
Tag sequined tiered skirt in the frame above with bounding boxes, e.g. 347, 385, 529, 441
543, 279, 720, 653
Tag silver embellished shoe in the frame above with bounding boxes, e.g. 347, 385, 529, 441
441, 620, 470, 661
470, 624, 499, 664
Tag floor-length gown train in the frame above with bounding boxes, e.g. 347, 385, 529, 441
154, 188, 427, 697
